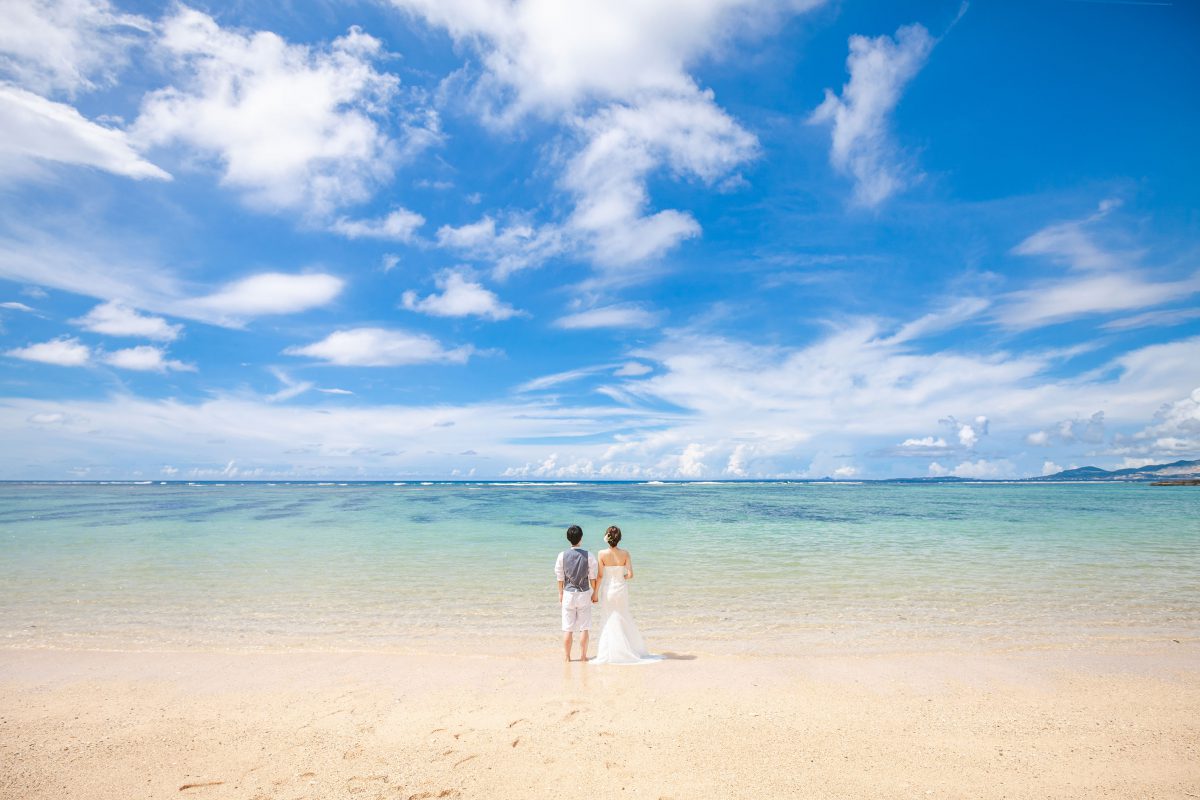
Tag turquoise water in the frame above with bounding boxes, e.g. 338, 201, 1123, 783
1, 482, 1197, 654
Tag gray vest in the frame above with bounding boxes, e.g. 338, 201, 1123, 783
562, 548, 590, 592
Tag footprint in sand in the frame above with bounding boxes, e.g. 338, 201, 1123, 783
507, 718, 527, 729
346, 774, 389, 795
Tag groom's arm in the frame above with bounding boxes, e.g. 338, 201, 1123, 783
554, 552, 565, 603
589, 553, 598, 603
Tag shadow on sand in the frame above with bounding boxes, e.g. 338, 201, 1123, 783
657, 652, 697, 661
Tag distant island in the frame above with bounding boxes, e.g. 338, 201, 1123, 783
849, 458, 1200, 484
1024, 459, 1200, 483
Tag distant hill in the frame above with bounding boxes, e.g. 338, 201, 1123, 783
1026, 459, 1200, 482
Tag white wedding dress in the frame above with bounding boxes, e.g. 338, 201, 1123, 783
592, 565, 661, 665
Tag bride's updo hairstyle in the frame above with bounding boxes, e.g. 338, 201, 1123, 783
605, 526, 622, 547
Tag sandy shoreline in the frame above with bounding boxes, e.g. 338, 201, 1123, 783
2, 645, 1198, 799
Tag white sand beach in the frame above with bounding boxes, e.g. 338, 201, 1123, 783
2, 645, 1197, 799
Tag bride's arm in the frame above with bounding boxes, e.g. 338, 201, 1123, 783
625, 552, 633, 580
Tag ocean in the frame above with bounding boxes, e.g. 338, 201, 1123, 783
1, 481, 1197, 655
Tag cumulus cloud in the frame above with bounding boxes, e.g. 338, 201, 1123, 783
6, 336, 90, 366
554, 304, 660, 330
1107, 387, 1200, 460
0, 84, 170, 181
330, 208, 425, 242
1025, 411, 1105, 447
435, 216, 567, 279
393, 0, 785, 272
391, 0, 818, 117
901, 436, 946, 448
72, 300, 181, 340
939, 415, 988, 448
0, 0, 151, 96
562, 95, 757, 268
401, 270, 521, 320
101, 345, 193, 372
178, 273, 344, 324
809, 22, 935, 206
285, 327, 474, 367
929, 458, 1015, 479
133, 8, 431, 217
1041, 460, 1062, 476
888, 435, 954, 457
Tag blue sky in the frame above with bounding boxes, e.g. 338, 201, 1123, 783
1, 0, 1198, 480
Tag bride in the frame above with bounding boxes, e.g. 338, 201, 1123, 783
592, 526, 661, 665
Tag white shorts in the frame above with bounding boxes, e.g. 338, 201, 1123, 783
560, 590, 593, 632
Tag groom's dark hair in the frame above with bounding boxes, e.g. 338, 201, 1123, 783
565, 525, 583, 545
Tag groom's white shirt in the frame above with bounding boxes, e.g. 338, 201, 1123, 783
554, 548, 598, 590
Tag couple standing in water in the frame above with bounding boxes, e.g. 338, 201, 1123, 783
554, 524, 660, 665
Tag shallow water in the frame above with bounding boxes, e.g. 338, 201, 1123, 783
1, 482, 1197, 654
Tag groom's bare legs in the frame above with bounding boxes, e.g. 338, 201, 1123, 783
579, 630, 589, 662
563, 631, 573, 662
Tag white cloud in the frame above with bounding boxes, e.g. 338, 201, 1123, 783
810, 22, 935, 206
101, 345, 193, 372
554, 304, 660, 330
885, 297, 989, 344
1041, 460, 1062, 476
6, 336, 90, 366
999, 204, 1200, 329
1108, 386, 1200, 460
391, 0, 818, 118
998, 271, 1200, 330
179, 273, 343, 324
0, 84, 170, 181
674, 443, 708, 478
331, 208, 425, 242
401, 270, 521, 320
614, 361, 653, 377
901, 436, 946, 448
1025, 411, 1105, 447
1011, 200, 1123, 272
0, 302, 36, 312
562, 95, 756, 268
946, 458, 1016, 479
0, 0, 151, 96
285, 327, 473, 367
317, 387, 354, 396
517, 365, 608, 393
133, 7, 428, 216
1102, 307, 1200, 331
435, 216, 566, 279
833, 465, 859, 478
73, 300, 181, 340
395, 0, 783, 272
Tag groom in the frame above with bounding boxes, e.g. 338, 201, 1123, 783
554, 524, 598, 662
